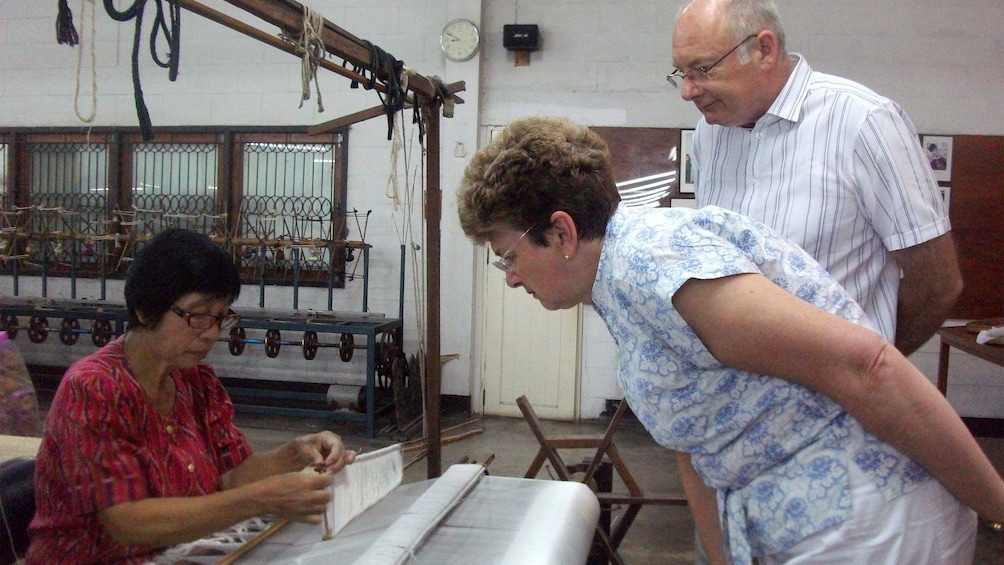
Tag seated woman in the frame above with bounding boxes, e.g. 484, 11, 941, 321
26, 228, 356, 565
456, 116, 1004, 564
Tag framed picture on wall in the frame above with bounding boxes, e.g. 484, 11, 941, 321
681, 129, 695, 193
921, 135, 953, 183
591, 127, 679, 207
939, 184, 951, 217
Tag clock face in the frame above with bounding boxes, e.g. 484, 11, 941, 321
441, 19, 480, 62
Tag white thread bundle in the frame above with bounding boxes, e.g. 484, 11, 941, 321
329, 443, 404, 535
146, 516, 277, 564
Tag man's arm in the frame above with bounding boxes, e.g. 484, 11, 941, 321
890, 233, 963, 355
677, 452, 728, 565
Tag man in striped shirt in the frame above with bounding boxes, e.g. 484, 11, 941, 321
670, 1, 962, 563
670, 0, 961, 356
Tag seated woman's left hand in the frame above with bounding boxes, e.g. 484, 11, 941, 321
294, 431, 356, 473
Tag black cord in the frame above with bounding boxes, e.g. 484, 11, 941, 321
56, 0, 80, 46
150, 0, 181, 80
103, 0, 182, 140
362, 41, 405, 141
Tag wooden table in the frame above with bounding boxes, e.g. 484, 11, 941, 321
937, 325, 1004, 395
937, 325, 1004, 437
0, 434, 41, 463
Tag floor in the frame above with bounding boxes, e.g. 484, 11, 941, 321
235, 408, 1004, 564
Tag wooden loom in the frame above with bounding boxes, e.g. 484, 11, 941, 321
162, 0, 462, 478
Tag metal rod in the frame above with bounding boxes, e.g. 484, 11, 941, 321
362, 244, 369, 313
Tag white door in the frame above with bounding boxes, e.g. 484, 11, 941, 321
481, 248, 581, 419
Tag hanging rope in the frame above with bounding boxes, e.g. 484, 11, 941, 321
385, 91, 428, 403
297, 4, 327, 113
73, 0, 97, 123
101, 0, 181, 141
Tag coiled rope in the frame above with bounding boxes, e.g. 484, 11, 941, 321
297, 4, 326, 113
102, 0, 181, 140
347, 41, 406, 141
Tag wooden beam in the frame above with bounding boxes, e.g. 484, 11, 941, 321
177, 0, 391, 96
424, 101, 443, 479
307, 105, 390, 135
218, 0, 446, 100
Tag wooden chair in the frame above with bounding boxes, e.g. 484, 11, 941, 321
516, 395, 688, 563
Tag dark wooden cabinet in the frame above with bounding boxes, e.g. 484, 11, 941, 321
948, 135, 1004, 319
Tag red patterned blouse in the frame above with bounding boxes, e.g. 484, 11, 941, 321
26, 337, 252, 564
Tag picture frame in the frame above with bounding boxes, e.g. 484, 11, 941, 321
592, 127, 678, 207
921, 135, 953, 183
939, 183, 951, 217
680, 129, 695, 193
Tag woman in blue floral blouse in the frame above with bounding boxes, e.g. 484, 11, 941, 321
457, 115, 1004, 565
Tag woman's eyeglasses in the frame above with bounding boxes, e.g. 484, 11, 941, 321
492, 226, 533, 273
170, 305, 241, 330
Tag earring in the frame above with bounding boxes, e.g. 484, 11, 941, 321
563, 254, 570, 261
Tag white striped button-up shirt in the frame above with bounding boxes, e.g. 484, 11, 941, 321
693, 55, 949, 343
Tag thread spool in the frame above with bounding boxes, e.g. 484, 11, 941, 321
325, 384, 365, 412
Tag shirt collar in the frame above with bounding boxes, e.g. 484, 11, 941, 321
763, 54, 811, 124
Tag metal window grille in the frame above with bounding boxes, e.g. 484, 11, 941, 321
238, 142, 338, 284
24, 143, 110, 274
130, 142, 221, 236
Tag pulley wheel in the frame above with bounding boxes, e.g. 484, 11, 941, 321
302, 331, 319, 360
264, 329, 282, 358
338, 333, 354, 362
28, 315, 49, 343
228, 327, 246, 356
59, 317, 80, 345
91, 318, 113, 347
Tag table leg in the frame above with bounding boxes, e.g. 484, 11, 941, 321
937, 337, 950, 396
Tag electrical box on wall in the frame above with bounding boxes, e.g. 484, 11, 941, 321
503, 24, 540, 52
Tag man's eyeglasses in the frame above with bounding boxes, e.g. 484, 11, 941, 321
492, 226, 533, 273
170, 305, 241, 331
666, 34, 758, 88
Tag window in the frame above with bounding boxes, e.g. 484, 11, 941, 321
0, 128, 349, 287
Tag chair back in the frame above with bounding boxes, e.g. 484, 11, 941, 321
0, 457, 36, 565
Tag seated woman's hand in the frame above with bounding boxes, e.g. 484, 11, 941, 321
292, 431, 357, 473
258, 471, 335, 524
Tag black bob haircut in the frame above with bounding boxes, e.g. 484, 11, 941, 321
124, 228, 241, 328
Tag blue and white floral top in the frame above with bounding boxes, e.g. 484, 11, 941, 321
591, 205, 931, 564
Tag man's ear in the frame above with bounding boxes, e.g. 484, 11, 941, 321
754, 31, 780, 69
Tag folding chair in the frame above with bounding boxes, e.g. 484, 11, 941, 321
516, 395, 688, 564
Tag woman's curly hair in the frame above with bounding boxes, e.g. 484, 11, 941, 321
457, 116, 620, 245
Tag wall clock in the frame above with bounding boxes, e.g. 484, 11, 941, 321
441, 19, 481, 62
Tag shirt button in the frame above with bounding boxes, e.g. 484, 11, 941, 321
188, 464, 195, 473
756, 132, 763, 139
166, 425, 174, 434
